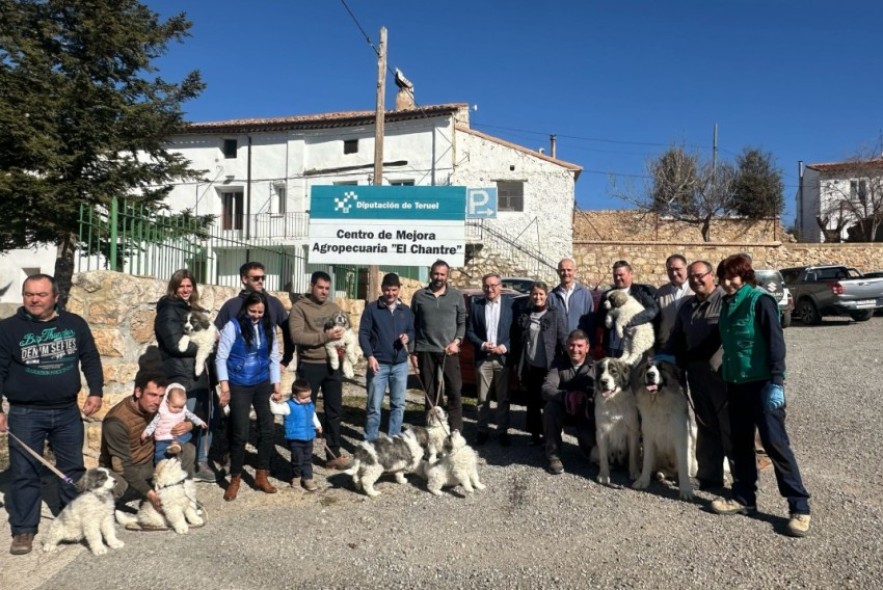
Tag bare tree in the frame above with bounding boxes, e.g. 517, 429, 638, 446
629, 146, 736, 242
818, 154, 883, 242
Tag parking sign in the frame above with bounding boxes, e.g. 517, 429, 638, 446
466, 187, 497, 218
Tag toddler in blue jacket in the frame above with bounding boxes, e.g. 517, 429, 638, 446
270, 378, 322, 492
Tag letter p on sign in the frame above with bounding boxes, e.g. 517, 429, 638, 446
466, 187, 498, 218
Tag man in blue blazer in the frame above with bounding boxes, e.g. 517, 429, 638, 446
466, 272, 516, 446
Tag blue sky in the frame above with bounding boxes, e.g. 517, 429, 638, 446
146, 1, 883, 224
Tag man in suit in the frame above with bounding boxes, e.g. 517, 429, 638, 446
466, 272, 515, 446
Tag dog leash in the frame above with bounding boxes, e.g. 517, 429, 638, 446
6, 431, 76, 486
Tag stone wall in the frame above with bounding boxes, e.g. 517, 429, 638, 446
43, 270, 366, 466
573, 210, 794, 244
449, 247, 558, 288
573, 241, 883, 288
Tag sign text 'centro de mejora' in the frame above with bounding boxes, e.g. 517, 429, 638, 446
308, 186, 466, 266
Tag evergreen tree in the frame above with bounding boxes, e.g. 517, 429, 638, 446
732, 148, 785, 218
0, 0, 206, 304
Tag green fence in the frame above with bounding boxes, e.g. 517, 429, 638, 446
76, 197, 426, 299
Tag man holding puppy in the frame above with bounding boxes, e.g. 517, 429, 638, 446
541, 329, 596, 475
100, 371, 195, 515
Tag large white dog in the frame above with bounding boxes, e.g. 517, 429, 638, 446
632, 359, 696, 500
42, 468, 125, 556
115, 457, 203, 534
594, 357, 641, 485
419, 430, 486, 496
344, 429, 424, 498
603, 290, 655, 365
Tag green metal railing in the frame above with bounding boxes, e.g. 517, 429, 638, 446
75, 197, 405, 300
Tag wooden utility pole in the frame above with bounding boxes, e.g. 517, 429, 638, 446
368, 26, 387, 300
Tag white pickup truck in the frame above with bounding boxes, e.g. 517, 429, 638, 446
779, 265, 883, 324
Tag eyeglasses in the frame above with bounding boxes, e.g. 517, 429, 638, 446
687, 271, 711, 281
248, 275, 266, 282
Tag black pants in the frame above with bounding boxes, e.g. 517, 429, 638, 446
543, 397, 595, 460
416, 351, 463, 431
686, 362, 733, 484
298, 361, 344, 460
523, 364, 550, 437
228, 380, 274, 475
288, 439, 314, 480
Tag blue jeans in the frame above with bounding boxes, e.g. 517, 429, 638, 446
153, 432, 193, 464
364, 361, 409, 441
5, 404, 85, 535
727, 380, 811, 515
288, 439, 314, 480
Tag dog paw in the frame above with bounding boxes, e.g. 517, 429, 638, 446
365, 489, 381, 498
107, 539, 125, 550
189, 516, 205, 527
429, 489, 443, 496
90, 544, 108, 556
597, 474, 610, 485
679, 489, 694, 501
42, 543, 57, 553
474, 482, 486, 491
632, 477, 650, 490
173, 524, 189, 534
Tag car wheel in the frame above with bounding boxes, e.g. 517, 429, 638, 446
849, 310, 874, 322
781, 311, 792, 328
796, 299, 821, 325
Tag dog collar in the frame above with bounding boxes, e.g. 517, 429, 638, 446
156, 476, 188, 490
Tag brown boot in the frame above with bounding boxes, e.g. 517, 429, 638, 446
254, 469, 277, 494
224, 475, 241, 502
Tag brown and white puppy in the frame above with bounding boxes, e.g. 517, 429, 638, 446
43, 468, 125, 556
632, 359, 696, 500
593, 357, 641, 485
324, 310, 360, 378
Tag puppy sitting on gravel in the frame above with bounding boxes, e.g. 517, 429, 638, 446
403, 405, 449, 462
417, 430, 485, 496
344, 429, 424, 498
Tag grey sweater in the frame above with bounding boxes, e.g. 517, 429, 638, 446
410, 285, 466, 353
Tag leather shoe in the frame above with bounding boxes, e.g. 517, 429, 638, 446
325, 455, 352, 470
10, 533, 34, 555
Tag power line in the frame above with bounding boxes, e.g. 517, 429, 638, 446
339, 0, 379, 56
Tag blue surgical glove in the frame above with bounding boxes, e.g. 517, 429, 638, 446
653, 353, 676, 366
761, 383, 785, 411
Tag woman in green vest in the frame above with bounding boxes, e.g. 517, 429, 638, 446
710, 253, 811, 537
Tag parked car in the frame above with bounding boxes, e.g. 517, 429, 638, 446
500, 277, 534, 294
459, 288, 528, 398
779, 265, 883, 324
755, 269, 794, 328
859, 271, 883, 315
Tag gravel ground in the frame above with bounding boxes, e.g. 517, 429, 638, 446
2, 317, 883, 589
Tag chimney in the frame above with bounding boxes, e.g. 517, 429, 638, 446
550, 134, 557, 158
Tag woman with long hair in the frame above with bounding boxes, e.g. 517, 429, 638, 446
512, 281, 567, 446
215, 291, 281, 501
154, 269, 216, 482
711, 253, 811, 537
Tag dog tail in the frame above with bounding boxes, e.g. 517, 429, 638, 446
115, 510, 138, 526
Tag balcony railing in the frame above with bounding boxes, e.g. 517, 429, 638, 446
219, 212, 310, 241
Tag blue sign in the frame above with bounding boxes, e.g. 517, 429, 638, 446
466, 187, 498, 218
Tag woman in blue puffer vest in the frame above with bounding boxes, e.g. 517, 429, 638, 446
215, 291, 280, 501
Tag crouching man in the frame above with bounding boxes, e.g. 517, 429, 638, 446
541, 329, 596, 475
100, 371, 195, 513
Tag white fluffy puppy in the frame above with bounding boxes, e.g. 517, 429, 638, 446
603, 290, 655, 365
632, 359, 696, 500
403, 405, 449, 462
42, 468, 125, 556
594, 357, 641, 485
115, 457, 203, 534
178, 310, 218, 377
421, 430, 485, 496
344, 429, 424, 498
324, 310, 360, 378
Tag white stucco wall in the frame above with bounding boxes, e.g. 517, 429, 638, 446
452, 129, 575, 266
0, 244, 57, 304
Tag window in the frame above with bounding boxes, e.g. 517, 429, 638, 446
390, 179, 415, 186
222, 139, 238, 159
850, 180, 868, 206
496, 180, 524, 211
343, 139, 359, 154
275, 185, 287, 214
333, 181, 358, 186
221, 191, 244, 230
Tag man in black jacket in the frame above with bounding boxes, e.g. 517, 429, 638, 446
0, 274, 104, 556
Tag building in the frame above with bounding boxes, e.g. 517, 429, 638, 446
0, 103, 581, 302
797, 159, 883, 243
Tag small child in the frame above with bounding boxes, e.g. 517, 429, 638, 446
142, 383, 208, 464
270, 378, 322, 492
